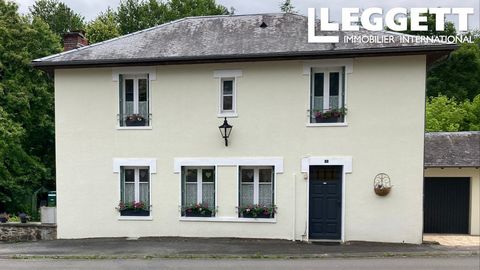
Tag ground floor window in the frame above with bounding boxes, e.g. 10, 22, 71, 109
118, 166, 150, 216
238, 166, 275, 218
181, 166, 216, 217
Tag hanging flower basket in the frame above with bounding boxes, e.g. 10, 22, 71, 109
373, 173, 392, 197
374, 186, 391, 196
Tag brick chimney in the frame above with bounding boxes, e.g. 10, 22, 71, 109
63, 31, 88, 51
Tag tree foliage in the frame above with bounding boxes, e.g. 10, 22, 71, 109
280, 0, 296, 13
427, 43, 480, 101
0, 0, 61, 213
86, 8, 120, 44
29, 0, 85, 37
116, 0, 228, 35
426, 95, 480, 132
398, 12, 456, 37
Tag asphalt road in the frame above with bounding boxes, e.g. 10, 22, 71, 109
0, 257, 479, 270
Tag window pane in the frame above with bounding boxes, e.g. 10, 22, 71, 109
329, 72, 340, 109
314, 73, 324, 97
139, 169, 149, 182
259, 183, 273, 206
125, 79, 134, 101
241, 169, 254, 183
202, 169, 215, 183
186, 169, 197, 182
125, 183, 135, 202
124, 169, 135, 182
139, 79, 148, 102
186, 183, 197, 205
240, 183, 254, 207
223, 96, 233, 111
222, 80, 233, 95
202, 183, 214, 208
312, 72, 324, 115
139, 183, 149, 203
259, 168, 272, 183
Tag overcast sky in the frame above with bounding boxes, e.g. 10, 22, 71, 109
14, 0, 480, 30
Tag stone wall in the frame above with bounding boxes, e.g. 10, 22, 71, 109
0, 223, 56, 241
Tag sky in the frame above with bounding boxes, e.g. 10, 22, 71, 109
14, 0, 480, 30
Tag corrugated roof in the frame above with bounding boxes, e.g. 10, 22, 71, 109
32, 13, 456, 68
425, 132, 480, 167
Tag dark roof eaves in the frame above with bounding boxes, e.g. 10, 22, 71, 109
32, 44, 457, 69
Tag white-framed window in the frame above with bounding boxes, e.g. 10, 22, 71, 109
181, 167, 216, 217
239, 166, 274, 208
119, 74, 150, 127
120, 166, 150, 216
220, 78, 236, 115
310, 67, 346, 124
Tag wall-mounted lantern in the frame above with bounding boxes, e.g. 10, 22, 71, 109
218, 117, 233, 147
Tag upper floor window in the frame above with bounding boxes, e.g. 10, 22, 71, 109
119, 74, 150, 127
220, 78, 236, 115
119, 166, 150, 216
310, 67, 346, 124
239, 166, 275, 218
181, 167, 216, 217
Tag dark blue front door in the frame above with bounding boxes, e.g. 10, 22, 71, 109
309, 166, 342, 240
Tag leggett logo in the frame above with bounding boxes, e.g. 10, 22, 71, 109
308, 7, 475, 43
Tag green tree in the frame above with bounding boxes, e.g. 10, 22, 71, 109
29, 0, 85, 36
280, 0, 296, 13
0, 0, 61, 213
425, 96, 467, 132
427, 43, 480, 101
462, 95, 480, 131
117, 0, 229, 35
86, 8, 121, 44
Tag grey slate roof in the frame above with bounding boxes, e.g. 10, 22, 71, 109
425, 132, 480, 167
32, 13, 456, 68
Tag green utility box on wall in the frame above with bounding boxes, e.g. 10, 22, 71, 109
47, 191, 56, 207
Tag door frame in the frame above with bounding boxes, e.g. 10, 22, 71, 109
301, 156, 352, 242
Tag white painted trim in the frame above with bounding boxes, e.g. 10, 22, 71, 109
305, 164, 349, 242
306, 123, 348, 127
302, 59, 353, 75
118, 216, 153, 221
112, 67, 156, 81
218, 77, 237, 116
113, 158, 157, 173
179, 217, 276, 223
301, 156, 353, 173
213, 69, 243, 78
116, 126, 153, 130
174, 157, 283, 173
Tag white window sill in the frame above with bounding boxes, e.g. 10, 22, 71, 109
217, 113, 238, 118
116, 126, 153, 130
118, 216, 153, 221
179, 216, 276, 223
306, 122, 348, 127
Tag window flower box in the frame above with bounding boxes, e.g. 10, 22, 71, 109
239, 205, 276, 219
120, 209, 150, 216
182, 203, 214, 218
117, 201, 150, 216
125, 114, 146, 126
313, 107, 347, 124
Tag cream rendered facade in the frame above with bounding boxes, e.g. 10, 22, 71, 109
424, 168, 480, 235
55, 55, 426, 243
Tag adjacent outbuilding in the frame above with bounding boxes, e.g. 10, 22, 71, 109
424, 132, 480, 235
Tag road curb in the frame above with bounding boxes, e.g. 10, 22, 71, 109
3, 250, 479, 260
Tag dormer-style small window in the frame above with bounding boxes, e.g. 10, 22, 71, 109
220, 78, 235, 114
